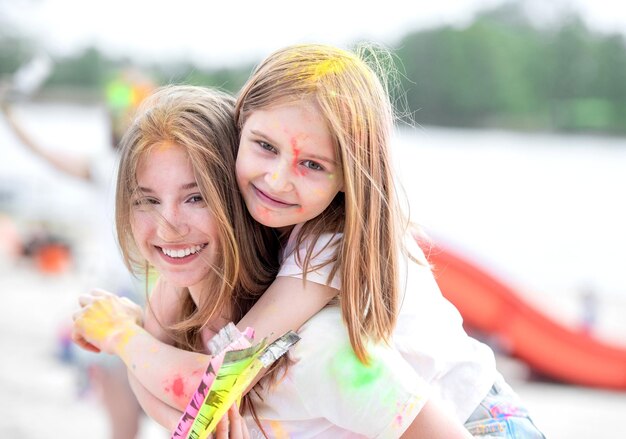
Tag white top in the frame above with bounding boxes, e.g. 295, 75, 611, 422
249, 306, 429, 438
248, 226, 497, 437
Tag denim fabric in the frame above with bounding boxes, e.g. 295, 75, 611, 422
464, 377, 546, 438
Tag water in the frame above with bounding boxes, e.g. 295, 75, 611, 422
2, 103, 625, 338
393, 126, 626, 298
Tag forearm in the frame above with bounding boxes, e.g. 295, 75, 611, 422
115, 323, 211, 411
127, 371, 182, 432
2, 105, 90, 180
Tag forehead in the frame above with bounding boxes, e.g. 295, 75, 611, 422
246, 101, 329, 136
136, 142, 192, 176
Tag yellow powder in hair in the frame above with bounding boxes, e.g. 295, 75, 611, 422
312, 58, 348, 81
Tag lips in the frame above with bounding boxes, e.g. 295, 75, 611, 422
155, 243, 208, 265
252, 185, 297, 208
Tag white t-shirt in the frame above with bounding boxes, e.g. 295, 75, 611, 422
248, 226, 497, 437
248, 306, 429, 438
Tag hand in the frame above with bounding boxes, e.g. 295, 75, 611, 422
213, 404, 250, 439
72, 289, 143, 355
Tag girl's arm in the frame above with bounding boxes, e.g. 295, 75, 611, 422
123, 278, 188, 425
237, 275, 337, 344
73, 276, 336, 411
1, 104, 92, 181
127, 372, 182, 432
72, 289, 211, 411
400, 399, 473, 439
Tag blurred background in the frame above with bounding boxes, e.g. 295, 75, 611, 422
1, 0, 625, 438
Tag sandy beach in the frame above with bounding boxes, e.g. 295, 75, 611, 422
1, 263, 625, 438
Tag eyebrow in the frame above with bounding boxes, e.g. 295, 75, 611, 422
249, 129, 338, 165
138, 182, 198, 193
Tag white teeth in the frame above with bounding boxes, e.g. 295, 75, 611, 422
161, 244, 205, 258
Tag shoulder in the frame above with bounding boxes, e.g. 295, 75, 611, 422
282, 224, 342, 263
279, 225, 342, 289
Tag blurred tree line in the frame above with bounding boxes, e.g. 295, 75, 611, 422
1, 2, 625, 135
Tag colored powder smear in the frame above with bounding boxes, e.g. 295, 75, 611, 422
311, 58, 347, 82
290, 137, 303, 176
172, 376, 185, 398
80, 299, 137, 354
331, 345, 384, 390
268, 420, 290, 439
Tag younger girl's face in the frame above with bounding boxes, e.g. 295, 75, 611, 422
131, 143, 220, 292
236, 101, 343, 229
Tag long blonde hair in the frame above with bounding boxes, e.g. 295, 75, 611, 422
116, 85, 279, 349
235, 44, 407, 363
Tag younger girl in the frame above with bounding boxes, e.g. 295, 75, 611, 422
230, 43, 546, 438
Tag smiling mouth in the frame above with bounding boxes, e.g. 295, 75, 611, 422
157, 243, 208, 259
252, 185, 297, 208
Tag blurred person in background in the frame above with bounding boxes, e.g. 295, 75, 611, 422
0, 68, 156, 439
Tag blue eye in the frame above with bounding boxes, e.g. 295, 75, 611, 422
302, 160, 324, 171
258, 141, 277, 153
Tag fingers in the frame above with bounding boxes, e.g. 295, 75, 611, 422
77, 288, 114, 307
214, 410, 229, 438
227, 405, 242, 438
90, 288, 115, 297
230, 404, 250, 439
77, 294, 94, 307
70, 328, 101, 353
214, 405, 249, 439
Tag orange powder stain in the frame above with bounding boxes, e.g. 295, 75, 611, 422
268, 420, 289, 439
155, 141, 176, 152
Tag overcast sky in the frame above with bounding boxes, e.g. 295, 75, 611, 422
5, 0, 626, 68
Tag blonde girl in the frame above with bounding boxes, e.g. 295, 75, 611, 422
72, 84, 280, 433
231, 44, 545, 438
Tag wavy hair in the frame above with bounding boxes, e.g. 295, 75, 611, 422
116, 85, 279, 349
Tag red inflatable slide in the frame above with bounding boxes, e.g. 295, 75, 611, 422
423, 242, 626, 390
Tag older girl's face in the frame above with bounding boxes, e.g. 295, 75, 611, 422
131, 143, 220, 292
236, 101, 343, 229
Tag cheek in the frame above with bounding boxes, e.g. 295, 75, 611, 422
194, 210, 220, 242
303, 181, 341, 203
235, 147, 253, 180
130, 213, 153, 245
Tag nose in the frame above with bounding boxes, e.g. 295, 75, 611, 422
264, 159, 294, 192
156, 205, 190, 242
